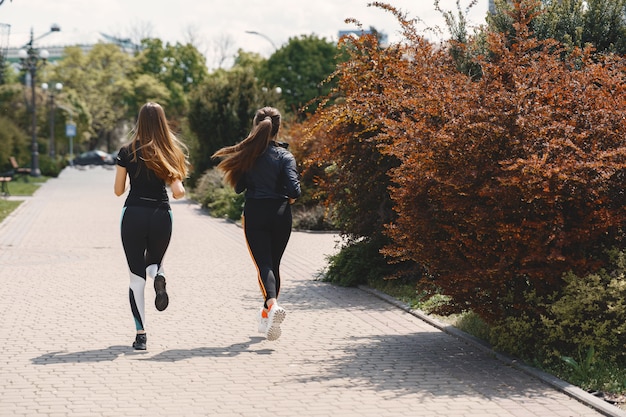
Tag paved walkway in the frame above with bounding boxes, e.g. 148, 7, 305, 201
0, 166, 624, 417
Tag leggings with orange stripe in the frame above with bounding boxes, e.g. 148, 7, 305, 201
243, 198, 292, 308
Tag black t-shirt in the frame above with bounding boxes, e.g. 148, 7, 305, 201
116, 144, 170, 209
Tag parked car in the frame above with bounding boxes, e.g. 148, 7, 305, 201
72, 150, 115, 166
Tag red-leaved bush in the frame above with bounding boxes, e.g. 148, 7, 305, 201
295, 0, 626, 321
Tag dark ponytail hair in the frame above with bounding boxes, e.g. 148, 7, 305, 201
212, 107, 282, 188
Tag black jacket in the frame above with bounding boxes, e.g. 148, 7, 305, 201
235, 141, 301, 200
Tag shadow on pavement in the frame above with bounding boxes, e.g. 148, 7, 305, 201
31, 345, 135, 364
289, 332, 551, 400
30, 337, 269, 365
142, 336, 270, 362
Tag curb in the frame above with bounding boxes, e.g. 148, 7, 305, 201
358, 285, 626, 417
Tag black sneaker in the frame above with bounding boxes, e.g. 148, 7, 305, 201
154, 274, 169, 311
133, 333, 147, 350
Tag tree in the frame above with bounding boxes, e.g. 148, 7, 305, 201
134, 38, 209, 120
489, 0, 626, 54
258, 35, 339, 118
187, 51, 283, 182
52, 44, 134, 151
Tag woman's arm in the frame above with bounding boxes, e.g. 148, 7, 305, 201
283, 154, 301, 199
170, 179, 185, 199
114, 165, 128, 196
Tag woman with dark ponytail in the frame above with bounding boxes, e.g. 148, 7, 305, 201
213, 106, 300, 341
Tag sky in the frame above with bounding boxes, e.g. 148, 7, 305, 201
0, 0, 489, 68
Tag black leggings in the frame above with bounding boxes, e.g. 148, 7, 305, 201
243, 198, 292, 308
120, 205, 172, 331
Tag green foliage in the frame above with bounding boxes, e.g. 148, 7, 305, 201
543, 261, 626, 365
187, 56, 283, 183
123, 74, 171, 118
491, 248, 626, 372
134, 39, 208, 119
0, 199, 21, 223
37, 155, 66, 178
490, 310, 545, 361
453, 311, 492, 341
52, 44, 134, 151
488, 0, 626, 54
259, 34, 339, 117
208, 188, 244, 220
562, 346, 596, 382
190, 168, 244, 220
435, 0, 484, 78
190, 168, 224, 208
0, 115, 29, 172
7, 178, 43, 196
0, 84, 28, 135
324, 238, 398, 287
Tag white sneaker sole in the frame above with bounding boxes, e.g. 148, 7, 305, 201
266, 306, 286, 341
257, 308, 268, 334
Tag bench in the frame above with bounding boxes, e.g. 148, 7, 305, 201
0, 175, 11, 196
9, 156, 30, 181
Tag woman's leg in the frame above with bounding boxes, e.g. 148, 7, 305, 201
120, 207, 150, 334
270, 203, 292, 300
244, 199, 289, 340
120, 206, 172, 350
244, 216, 276, 305
145, 208, 173, 311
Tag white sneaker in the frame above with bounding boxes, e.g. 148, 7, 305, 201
257, 308, 268, 334
265, 304, 286, 341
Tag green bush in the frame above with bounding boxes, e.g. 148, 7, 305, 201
324, 238, 398, 287
190, 168, 244, 220
207, 187, 244, 220
38, 155, 67, 178
0, 116, 29, 173
490, 310, 545, 362
190, 169, 222, 208
541, 252, 626, 365
491, 248, 626, 370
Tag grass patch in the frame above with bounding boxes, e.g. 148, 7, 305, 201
0, 199, 22, 223
0, 176, 46, 223
369, 278, 492, 341
8, 176, 46, 196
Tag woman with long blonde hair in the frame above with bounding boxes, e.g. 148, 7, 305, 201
114, 102, 188, 350
213, 106, 300, 341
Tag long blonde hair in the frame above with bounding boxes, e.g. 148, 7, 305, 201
212, 106, 281, 188
129, 102, 189, 182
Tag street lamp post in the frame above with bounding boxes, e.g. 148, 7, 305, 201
18, 24, 60, 177
41, 82, 62, 158
245, 30, 278, 52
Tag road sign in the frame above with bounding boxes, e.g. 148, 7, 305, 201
66, 123, 76, 138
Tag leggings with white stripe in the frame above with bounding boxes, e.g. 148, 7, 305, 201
120, 205, 172, 331
243, 198, 292, 308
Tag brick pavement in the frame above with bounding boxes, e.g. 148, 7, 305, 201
0, 166, 624, 417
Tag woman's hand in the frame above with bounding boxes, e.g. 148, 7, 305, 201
170, 179, 185, 199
